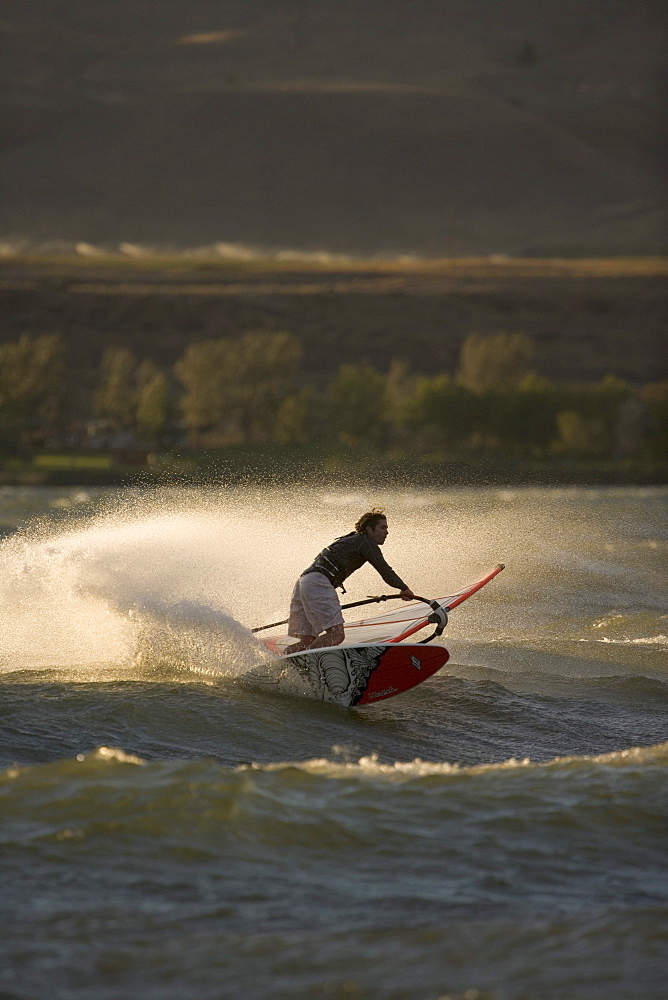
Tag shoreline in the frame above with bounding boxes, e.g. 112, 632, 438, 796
2, 449, 666, 488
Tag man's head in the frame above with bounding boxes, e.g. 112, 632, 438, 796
354, 509, 389, 545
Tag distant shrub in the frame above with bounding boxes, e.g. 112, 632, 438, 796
457, 332, 535, 394
326, 364, 388, 447
94, 347, 138, 432
400, 374, 478, 448
553, 410, 600, 457
273, 389, 322, 446
136, 370, 171, 447
175, 330, 302, 444
640, 381, 668, 459
0, 333, 64, 449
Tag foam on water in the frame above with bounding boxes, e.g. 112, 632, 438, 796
4, 740, 666, 789
252, 740, 668, 783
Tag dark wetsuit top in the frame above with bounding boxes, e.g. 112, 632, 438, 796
302, 532, 408, 591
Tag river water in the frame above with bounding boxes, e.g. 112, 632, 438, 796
1, 484, 666, 1000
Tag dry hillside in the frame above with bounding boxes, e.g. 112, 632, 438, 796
1, 1, 666, 256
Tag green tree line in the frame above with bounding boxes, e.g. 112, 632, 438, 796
1, 330, 666, 461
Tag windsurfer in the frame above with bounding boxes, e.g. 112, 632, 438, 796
285, 509, 415, 653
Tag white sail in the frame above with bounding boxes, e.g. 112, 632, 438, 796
261, 565, 504, 655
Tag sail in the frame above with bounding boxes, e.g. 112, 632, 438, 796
262, 564, 504, 654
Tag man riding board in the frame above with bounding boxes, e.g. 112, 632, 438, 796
286, 509, 415, 653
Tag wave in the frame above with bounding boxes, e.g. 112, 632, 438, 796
270, 739, 668, 778
2, 746, 666, 1000
4, 739, 666, 790
583, 635, 668, 646
2, 741, 665, 883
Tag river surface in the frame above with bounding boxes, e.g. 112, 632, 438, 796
1, 484, 666, 1000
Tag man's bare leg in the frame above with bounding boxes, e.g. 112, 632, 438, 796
285, 635, 316, 654
285, 625, 345, 654
315, 624, 345, 648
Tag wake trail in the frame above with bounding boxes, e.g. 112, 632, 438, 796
0, 506, 273, 679
130, 596, 270, 677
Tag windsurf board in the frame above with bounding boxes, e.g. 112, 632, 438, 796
270, 642, 449, 707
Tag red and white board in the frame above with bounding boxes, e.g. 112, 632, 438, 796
272, 642, 450, 707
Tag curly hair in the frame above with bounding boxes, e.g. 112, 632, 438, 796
354, 508, 386, 534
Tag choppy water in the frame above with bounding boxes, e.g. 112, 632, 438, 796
1, 485, 666, 1000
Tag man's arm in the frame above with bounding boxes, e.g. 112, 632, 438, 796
362, 538, 411, 594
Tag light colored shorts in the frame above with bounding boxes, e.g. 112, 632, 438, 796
288, 572, 344, 637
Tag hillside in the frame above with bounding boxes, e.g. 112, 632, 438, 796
1, 1, 666, 256
1, 257, 665, 427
